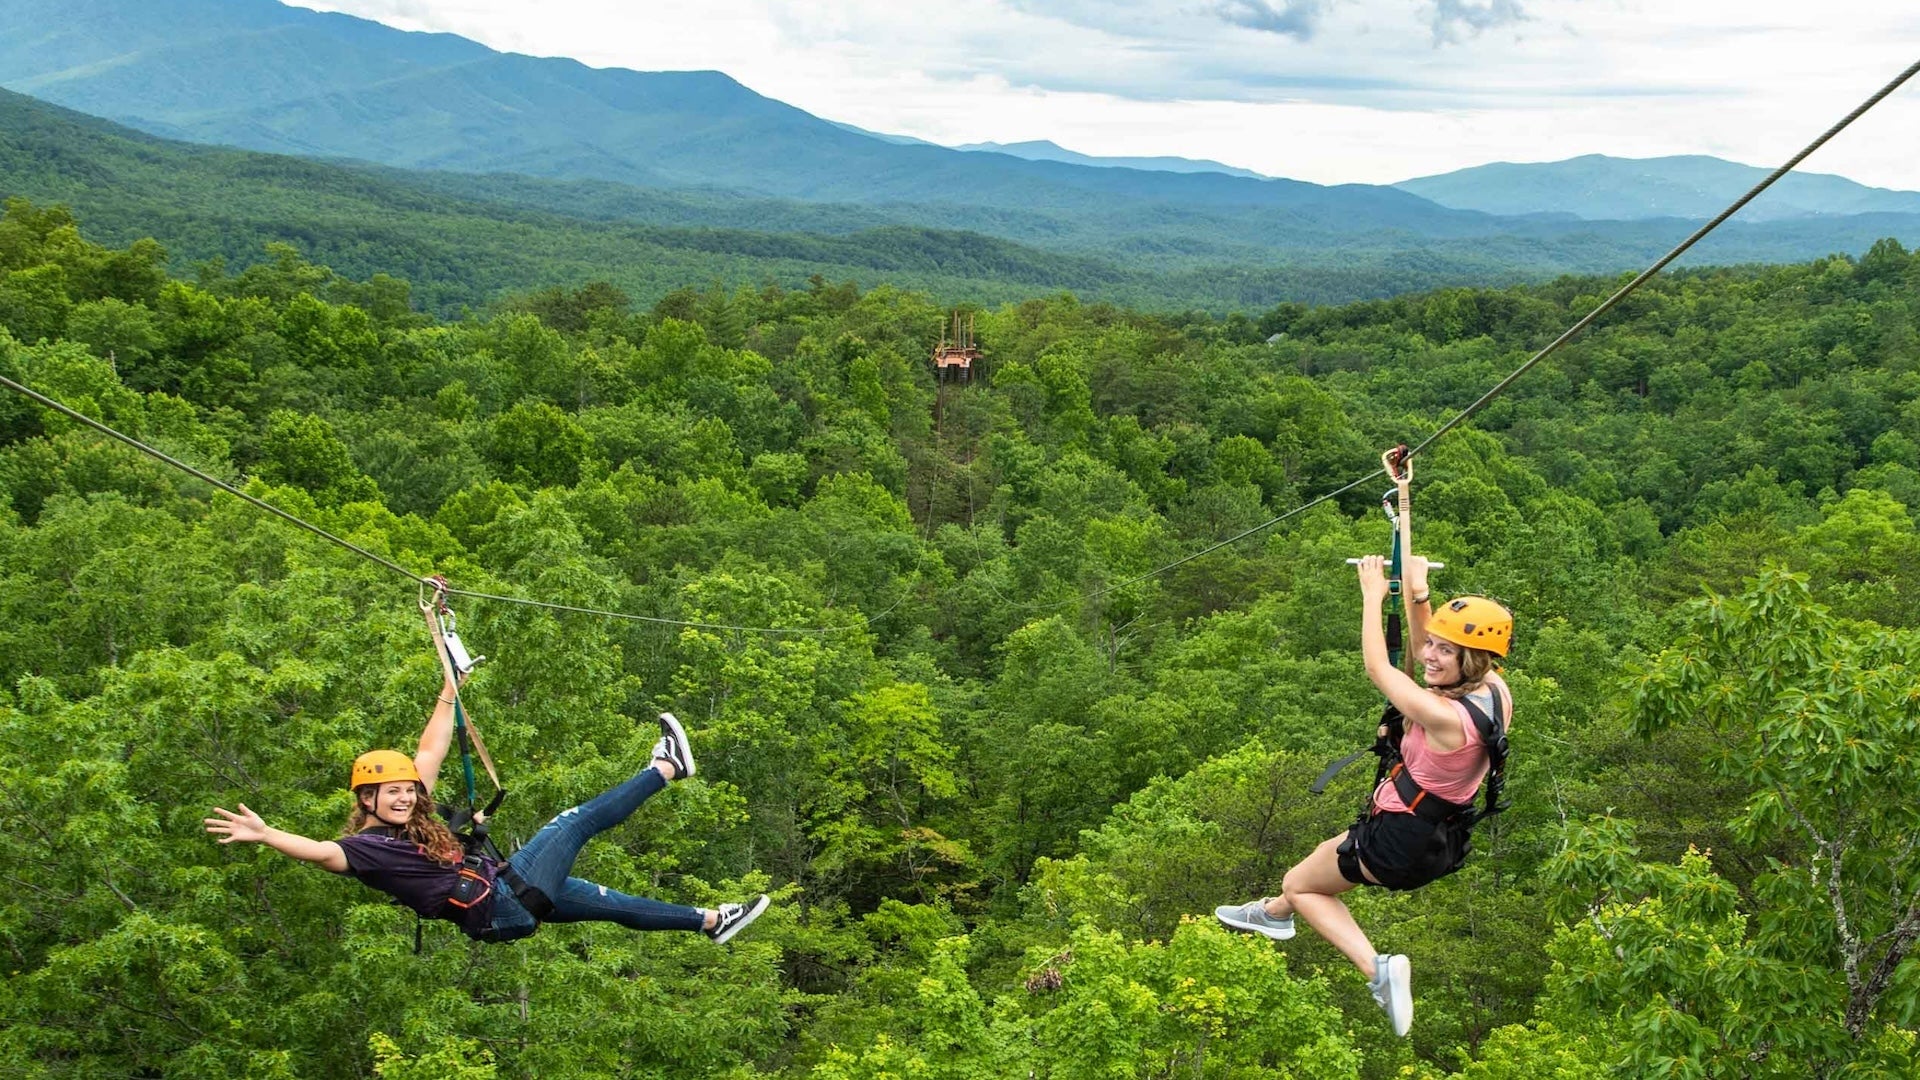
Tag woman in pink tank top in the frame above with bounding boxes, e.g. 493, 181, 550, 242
1214, 553, 1514, 1038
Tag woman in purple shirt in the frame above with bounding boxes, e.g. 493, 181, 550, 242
205, 613, 769, 946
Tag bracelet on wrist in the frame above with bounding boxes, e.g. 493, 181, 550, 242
439, 694, 456, 704
1411, 592, 1430, 604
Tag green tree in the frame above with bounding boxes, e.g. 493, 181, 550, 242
254, 410, 381, 506
1535, 570, 1920, 1075
486, 400, 592, 489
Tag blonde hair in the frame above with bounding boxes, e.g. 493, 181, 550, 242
345, 782, 464, 866
1431, 646, 1498, 700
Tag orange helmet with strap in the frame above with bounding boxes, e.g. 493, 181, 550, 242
350, 750, 421, 790
1426, 596, 1513, 657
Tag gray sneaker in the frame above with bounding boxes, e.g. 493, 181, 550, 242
1369, 954, 1412, 1037
1214, 899, 1296, 940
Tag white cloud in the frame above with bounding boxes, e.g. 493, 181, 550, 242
1214, 0, 1332, 40
282, 0, 1920, 189
1428, 0, 1528, 45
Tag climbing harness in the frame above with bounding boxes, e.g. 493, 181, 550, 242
1368, 694, 1509, 829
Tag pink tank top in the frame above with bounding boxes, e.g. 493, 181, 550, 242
1373, 676, 1509, 815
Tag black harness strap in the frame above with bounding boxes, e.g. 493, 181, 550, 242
445, 787, 508, 862
1380, 691, 1508, 827
1309, 748, 1372, 795
496, 864, 555, 920
1314, 690, 1509, 829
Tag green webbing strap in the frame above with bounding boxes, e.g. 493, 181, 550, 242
453, 695, 479, 814
1311, 446, 1414, 801
423, 580, 502, 827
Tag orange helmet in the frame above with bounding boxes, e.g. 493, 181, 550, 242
1427, 596, 1513, 657
350, 750, 422, 790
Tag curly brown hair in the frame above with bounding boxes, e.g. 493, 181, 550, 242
345, 782, 465, 866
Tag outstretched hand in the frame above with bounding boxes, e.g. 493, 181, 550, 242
205, 803, 268, 844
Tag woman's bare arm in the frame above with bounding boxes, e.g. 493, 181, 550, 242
412, 598, 462, 796
1403, 554, 1433, 666
205, 803, 349, 873
1357, 556, 1464, 746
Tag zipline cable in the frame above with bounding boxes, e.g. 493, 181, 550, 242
0, 372, 859, 636
1, 372, 426, 581
1081, 470, 1383, 603
1059, 56, 1920, 609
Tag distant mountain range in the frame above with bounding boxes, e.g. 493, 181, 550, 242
1, 0, 1916, 312
0, 87, 1176, 315
1395, 154, 1920, 223
954, 141, 1269, 180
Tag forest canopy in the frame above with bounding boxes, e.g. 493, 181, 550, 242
3, 196, 1919, 1077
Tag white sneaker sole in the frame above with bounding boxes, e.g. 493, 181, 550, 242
1214, 904, 1296, 941
657, 712, 695, 778
1383, 955, 1412, 1037
711, 894, 769, 944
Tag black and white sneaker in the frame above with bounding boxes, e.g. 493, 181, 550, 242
706, 894, 770, 944
651, 712, 695, 780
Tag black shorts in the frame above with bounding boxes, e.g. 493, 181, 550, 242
1336, 812, 1468, 892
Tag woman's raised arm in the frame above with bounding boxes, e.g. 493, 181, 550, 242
1356, 555, 1461, 738
1402, 554, 1434, 666
412, 597, 461, 796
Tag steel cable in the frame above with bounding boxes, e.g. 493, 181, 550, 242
0, 372, 855, 635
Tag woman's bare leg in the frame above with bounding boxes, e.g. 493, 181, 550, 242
1264, 833, 1379, 979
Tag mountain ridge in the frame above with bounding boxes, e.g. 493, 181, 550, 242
2, 0, 1916, 311
6, 84, 1917, 323
954, 140, 1269, 180
1395, 154, 1920, 222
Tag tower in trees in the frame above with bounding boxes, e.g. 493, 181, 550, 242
932, 312, 978, 384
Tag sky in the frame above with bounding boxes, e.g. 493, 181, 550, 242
286, 0, 1920, 189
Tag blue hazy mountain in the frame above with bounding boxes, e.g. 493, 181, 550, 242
955, 140, 1269, 180
827, 121, 939, 147
0, 0, 1451, 226
1395, 155, 1920, 222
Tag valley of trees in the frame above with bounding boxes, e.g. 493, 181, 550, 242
3, 194, 1920, 1077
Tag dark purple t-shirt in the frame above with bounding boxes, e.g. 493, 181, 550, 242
337, 829, 498, 938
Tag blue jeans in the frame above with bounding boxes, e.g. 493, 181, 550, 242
485, 766, 704, 940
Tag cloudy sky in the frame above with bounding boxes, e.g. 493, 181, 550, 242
288, 0, 1920, 188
